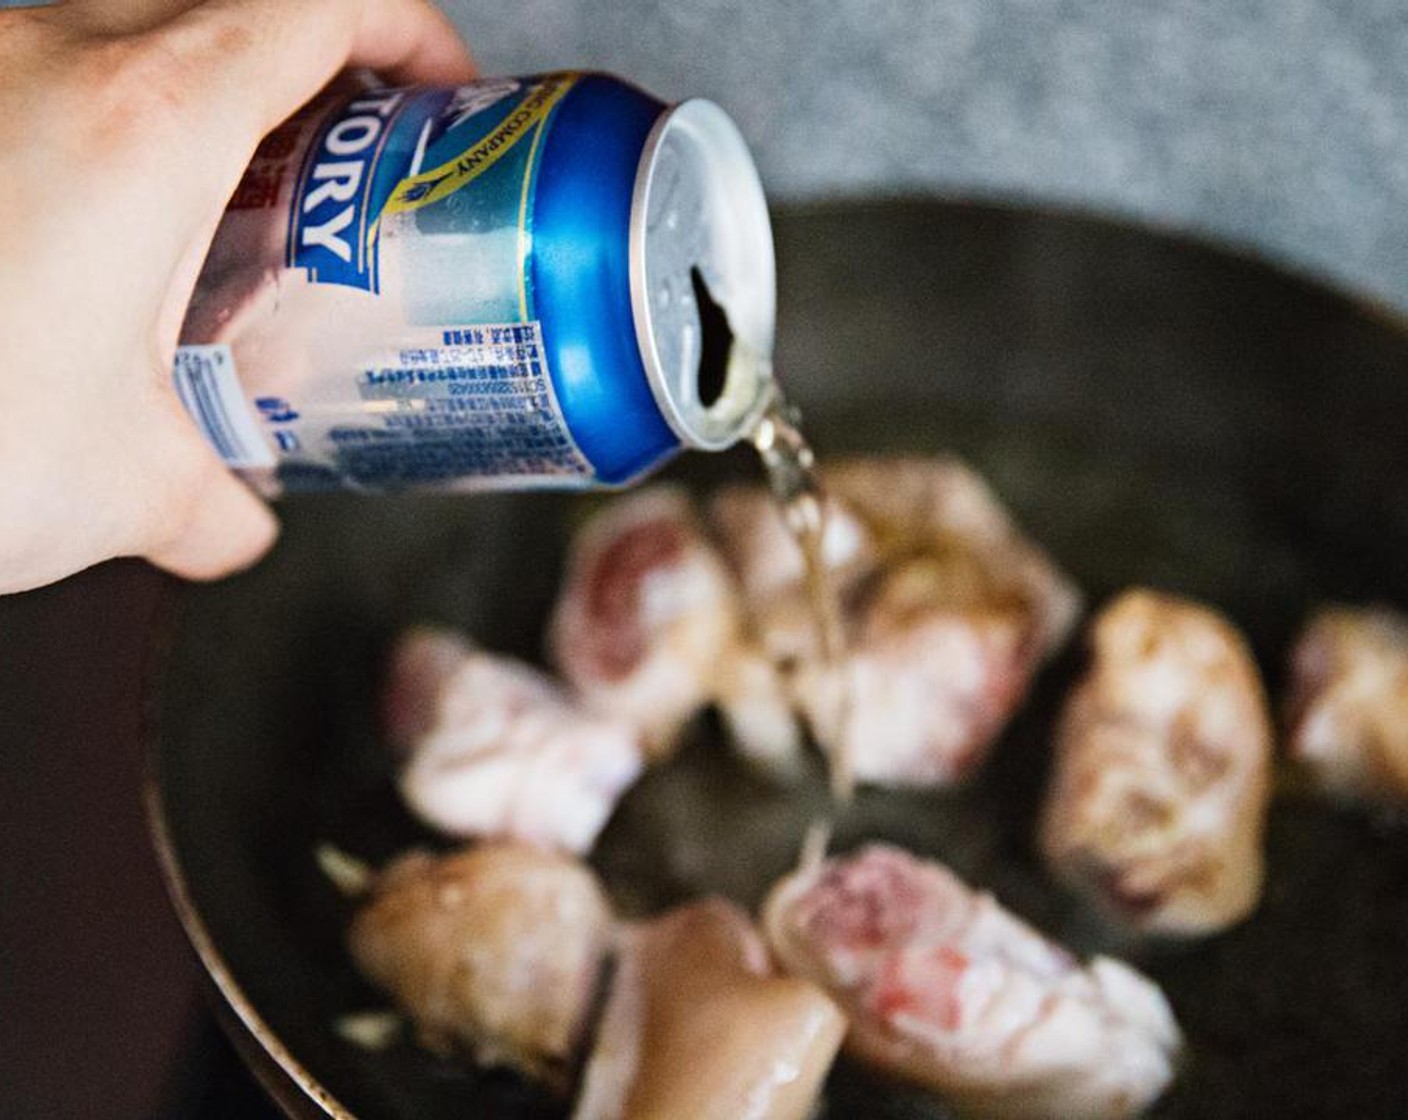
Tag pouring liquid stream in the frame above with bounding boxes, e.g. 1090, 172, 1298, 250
749, 387, 855, 802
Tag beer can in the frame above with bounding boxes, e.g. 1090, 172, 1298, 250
175, 72, 776, 494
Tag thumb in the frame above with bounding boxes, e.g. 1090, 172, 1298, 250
143, 455, 280, 582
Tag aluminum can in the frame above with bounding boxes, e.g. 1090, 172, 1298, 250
175, 72, 776, 493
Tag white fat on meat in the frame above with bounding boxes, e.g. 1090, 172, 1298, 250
348, 843, 612, 1085
797, 552, 1050, 786
713, 645, 808, 780
1285, 605, 1408, 804
385, 628, 643, 854
573, 898, 845, 1120
763, 845, 1180, 1120
1040, 589, 1272, 936
709, 484, 875, 666
709, 457, 1082, 786
823, 455, 1082, 656
550, 486, 742, 758
825, 457, 1082, 654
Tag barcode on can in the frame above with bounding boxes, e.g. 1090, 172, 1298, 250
171, 344, 274, 468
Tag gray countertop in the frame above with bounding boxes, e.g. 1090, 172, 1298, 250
448, 0, 1408, 315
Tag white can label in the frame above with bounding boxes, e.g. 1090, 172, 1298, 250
336, 322, 593, 486
171, 345, 275, 469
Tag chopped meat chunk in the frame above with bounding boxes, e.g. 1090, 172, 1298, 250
825, 457, 1081, 655
386, 627, 643, 854
349, 843, 612, 1085
1285, 604, 1408, 803
574, 898, 845, 1120
764, 844, 1180, 1120
795, 550, 1050, 786
709, 457, 1082, 786
1040, 589, 1272, 936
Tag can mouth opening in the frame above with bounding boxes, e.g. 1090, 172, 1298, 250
630, 98, 776, 452
691, 266, 732, 409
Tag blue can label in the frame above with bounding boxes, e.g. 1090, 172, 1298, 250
287, 75, 576, 300
285, 85, 416, 292
179, 74, 597, 492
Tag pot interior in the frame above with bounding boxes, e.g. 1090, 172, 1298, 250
155, 200, 1408, 1119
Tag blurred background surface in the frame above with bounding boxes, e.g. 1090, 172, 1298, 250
450, 0, 1408, 314
4, 2, 1407, 1118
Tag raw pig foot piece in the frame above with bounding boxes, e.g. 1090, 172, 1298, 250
710, 457, 1083, 787
385, 627, 644, 854
764, 844, 1180, 1120
550, 486, 743, 758
1285, 604, 1408, 805
573, 898, 845, 1120
1040, 589, 1273, 937
349, 843, 612, 1085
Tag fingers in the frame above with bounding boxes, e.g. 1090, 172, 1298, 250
157, 0, 475, 144
340, 0, 478, 86
140, 436, 281, 583
0, 404, 279, 593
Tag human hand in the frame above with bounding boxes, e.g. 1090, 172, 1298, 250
0, 0, 475, 594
